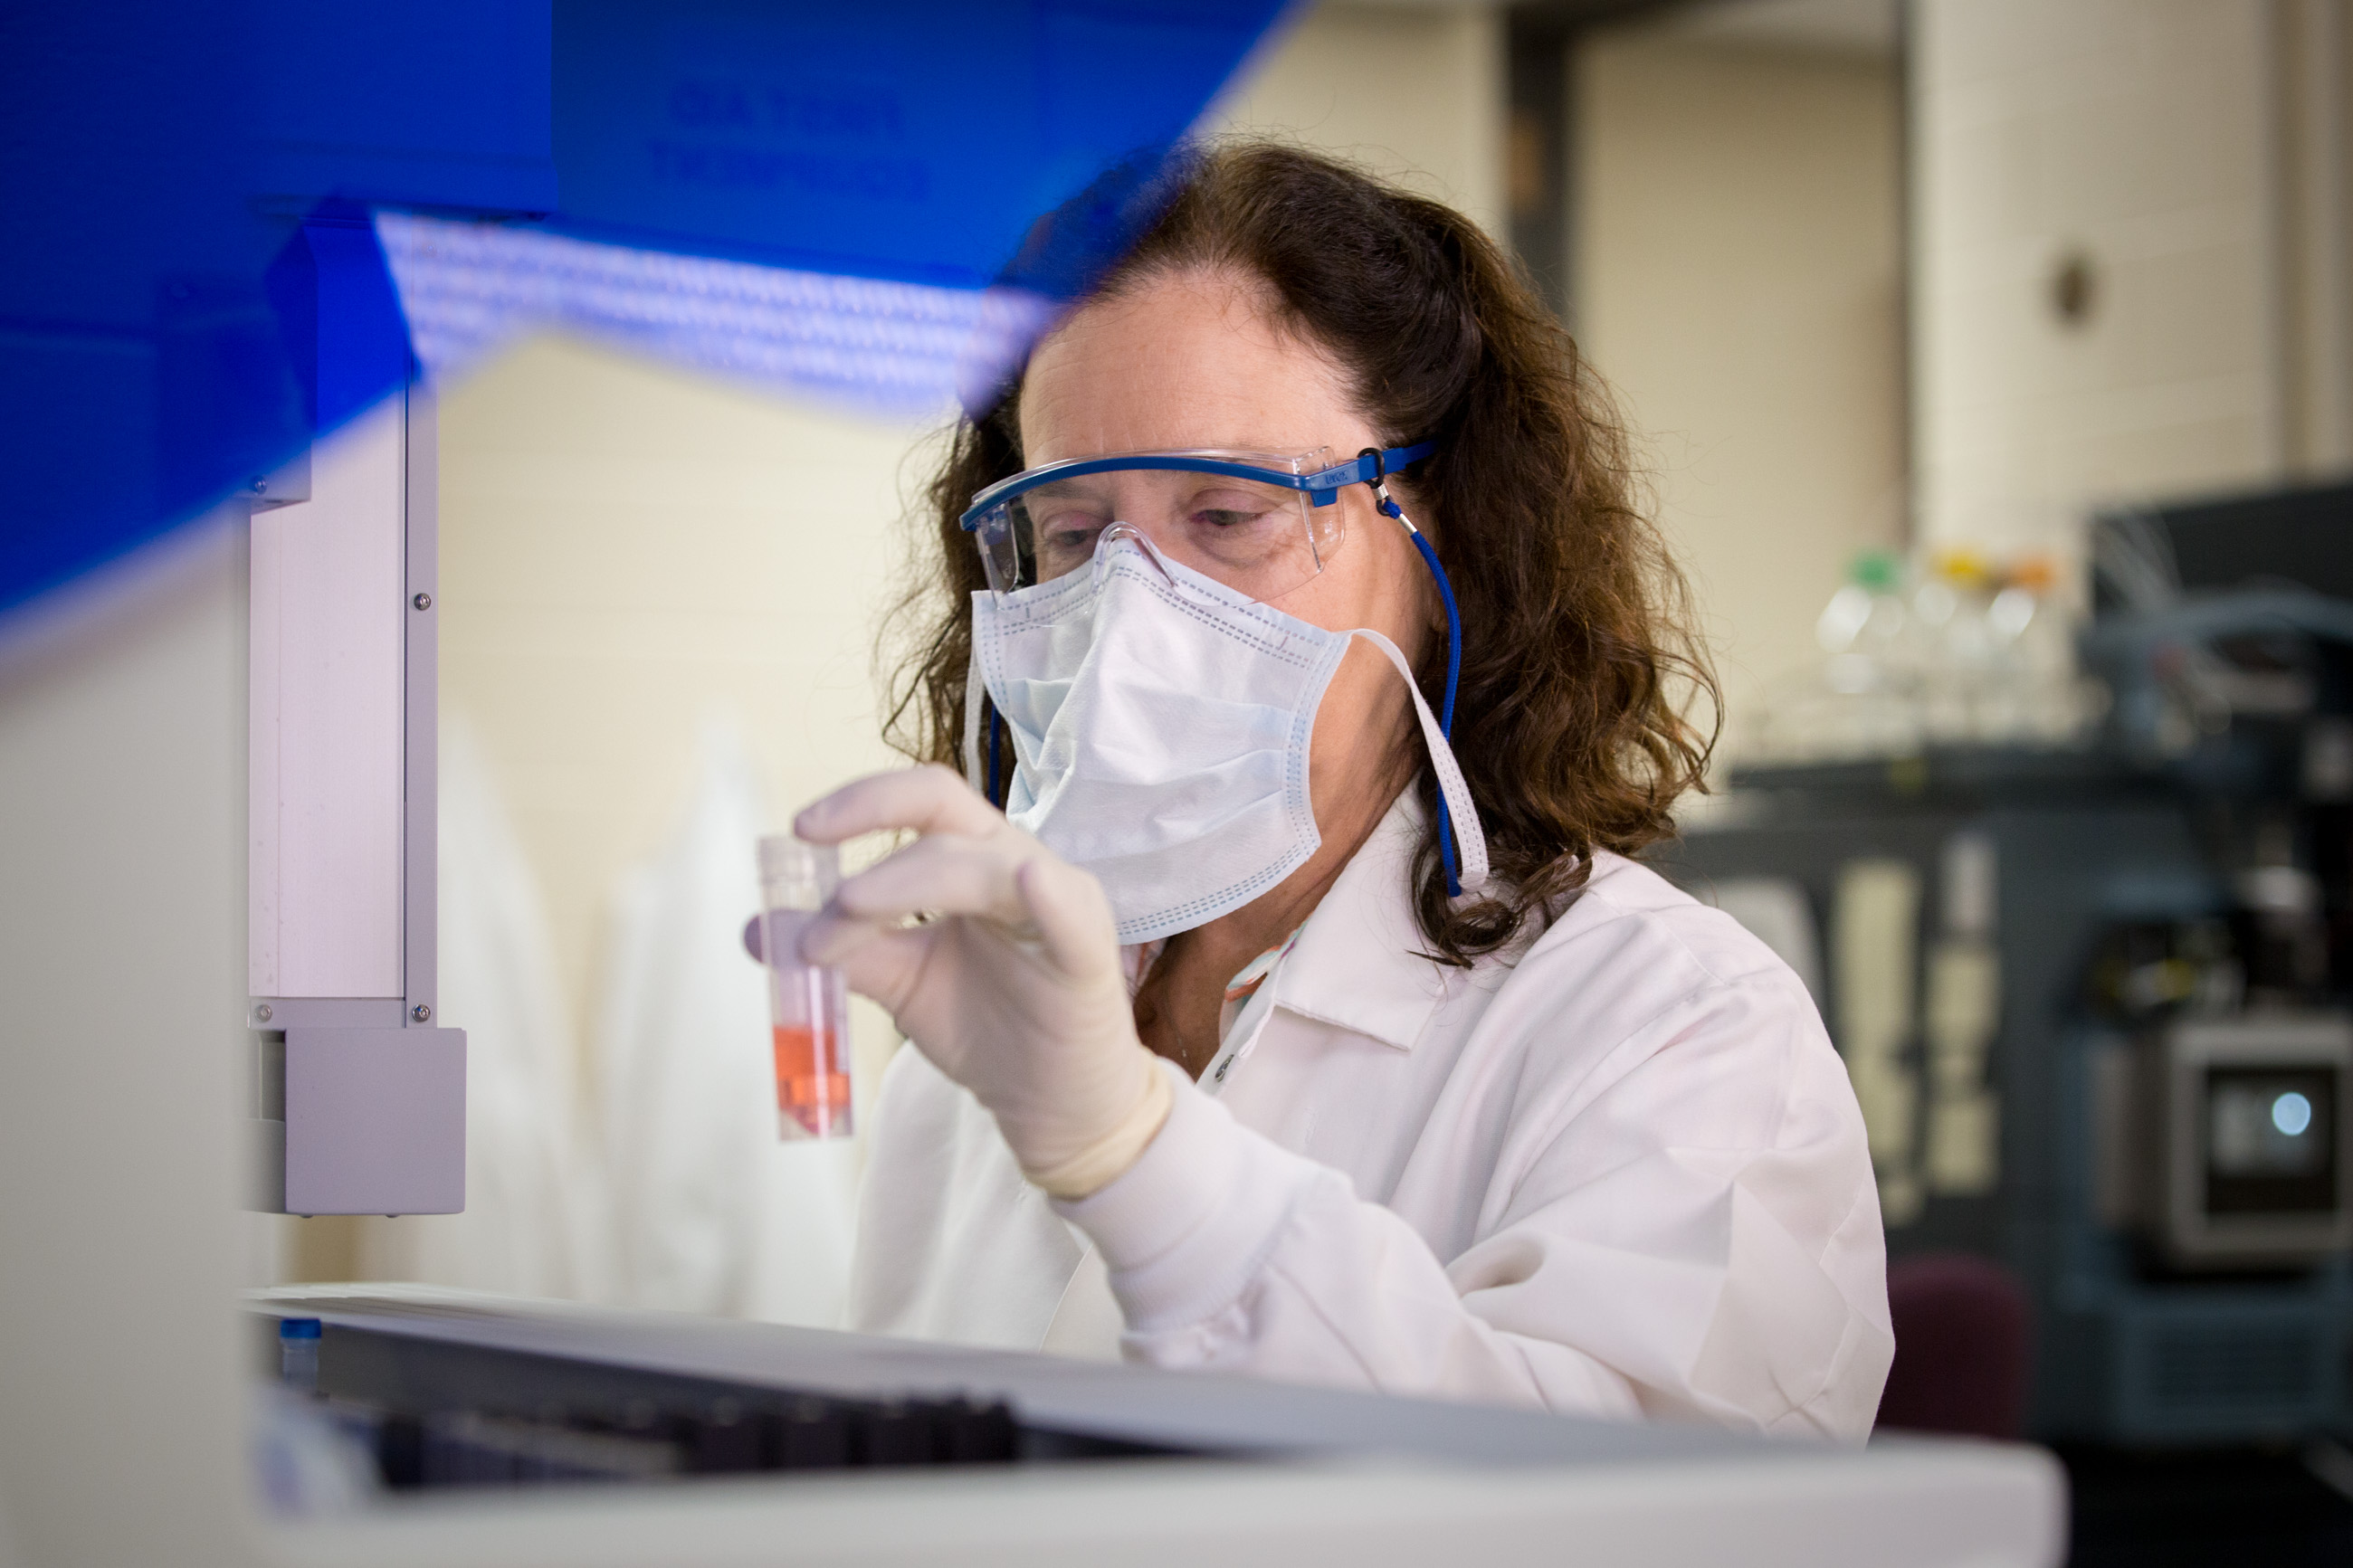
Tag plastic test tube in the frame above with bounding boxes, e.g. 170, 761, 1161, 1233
757, 836, 853, 1140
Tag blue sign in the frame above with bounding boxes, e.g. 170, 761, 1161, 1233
0, 0, 1287, 624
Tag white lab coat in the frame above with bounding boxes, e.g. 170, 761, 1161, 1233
848, 795, 1893, 1437
599, 720, 859, 1326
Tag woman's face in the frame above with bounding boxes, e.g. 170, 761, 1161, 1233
1018, 266, 1434, 822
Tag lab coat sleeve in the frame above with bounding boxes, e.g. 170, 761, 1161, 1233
1055, 970, 1892, 1439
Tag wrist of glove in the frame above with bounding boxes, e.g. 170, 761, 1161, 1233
1015, 1045, 1174, 1200
792, 764, 1178, 1202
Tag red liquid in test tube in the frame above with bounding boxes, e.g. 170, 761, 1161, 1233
757, 839, 853, 1140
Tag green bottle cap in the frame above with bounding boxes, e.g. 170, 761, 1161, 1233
1847, 548, 1901, 593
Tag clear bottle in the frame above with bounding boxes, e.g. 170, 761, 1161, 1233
757, 837, 853, 1140
1795, 548, 1918, 759
1911, 546, 2000, 743
1986, 553, 2083, 745
278, 1316, 322, 1394
1817, 549, 1910, 662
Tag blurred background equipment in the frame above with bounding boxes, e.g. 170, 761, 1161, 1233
1542, 1, 2353, 1556
1668, 474, 2353, 1563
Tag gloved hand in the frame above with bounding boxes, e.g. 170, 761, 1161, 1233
792, 765, 1172, 1200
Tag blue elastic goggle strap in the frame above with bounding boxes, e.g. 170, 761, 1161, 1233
987, 708, 1003, 807
959, 441, 1436, 530
1358, 445, 1467, 899
1300, 441, 1436, 507
1413, 528, 1466, 899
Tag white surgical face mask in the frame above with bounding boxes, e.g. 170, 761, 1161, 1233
967, 529, 1487, 944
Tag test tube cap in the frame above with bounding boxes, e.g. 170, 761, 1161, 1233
757, 835, 840, 908
279, 1316, 323, 1340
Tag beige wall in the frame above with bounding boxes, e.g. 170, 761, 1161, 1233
1912, 0, 2277, 550
1575, 30, 1906, 761
1911, 0, 2353, 556
437, 337, 920, 1087
2281, 0, 2353, 475
1204, 3, 1505, 238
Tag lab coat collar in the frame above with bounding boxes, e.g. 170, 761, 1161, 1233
1266, 793, 1454, 1052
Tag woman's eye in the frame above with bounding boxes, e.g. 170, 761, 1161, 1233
1034, 512, 1107, 556
1185, 491, 1278, 529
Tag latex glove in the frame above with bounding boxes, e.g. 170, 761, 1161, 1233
794, 765, 1172, 1200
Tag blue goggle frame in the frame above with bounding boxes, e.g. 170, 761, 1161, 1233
958, 441, 1436, 532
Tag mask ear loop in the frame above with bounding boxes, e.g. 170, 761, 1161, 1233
1361, 448, 1468, 898
963, 660, 986, 792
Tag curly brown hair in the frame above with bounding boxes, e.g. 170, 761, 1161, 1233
881, 140, 1717, 964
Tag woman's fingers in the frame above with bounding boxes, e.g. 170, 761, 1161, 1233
812, 920, 932, 1017
1015, 856, 1120, 984
795, 764, 999, 846
797, 904, 894, 965
783, 765, 1111, 1017
826, 832, 1032, 936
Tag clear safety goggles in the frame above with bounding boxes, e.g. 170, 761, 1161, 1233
959, 442, 1435, 603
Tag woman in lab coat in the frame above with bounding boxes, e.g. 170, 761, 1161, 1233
795, 143, 1892, 1437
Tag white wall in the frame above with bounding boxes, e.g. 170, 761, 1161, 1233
1910, 0, 2353, 559
1576, 27, 1905, 760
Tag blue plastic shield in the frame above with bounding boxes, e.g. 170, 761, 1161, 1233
0, 0, 1290, 624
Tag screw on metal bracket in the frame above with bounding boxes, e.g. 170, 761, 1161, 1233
412, 592, 433, 611
254, 1003, 273, 1022
411, 1003, 432, 1022
249, 476, 268, 494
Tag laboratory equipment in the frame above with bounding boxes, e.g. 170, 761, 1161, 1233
236, 1283, 2063, 1568
1670, 753, 2353, 1443
2092, 479, 2353, 609
1769, 547, 1920, 761
757, 836, 853, 1140
1767, 547, 2084, 764
244, 214, 466, 1218
1666, 478, 2353, 1445
2120, 1016, 2349, 1269
279, 1316, 322, 1393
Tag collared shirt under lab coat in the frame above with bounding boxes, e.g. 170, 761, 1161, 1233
847, 797, 1894, 1438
